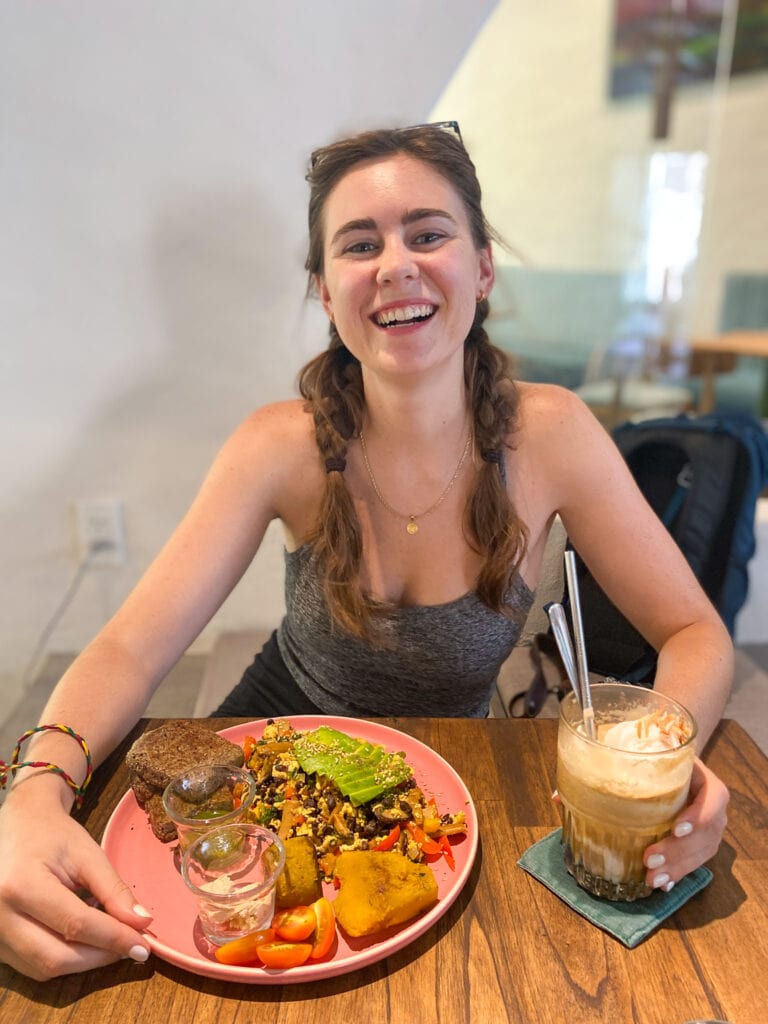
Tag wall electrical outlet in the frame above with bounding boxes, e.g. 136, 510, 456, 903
75, 499, 127, 566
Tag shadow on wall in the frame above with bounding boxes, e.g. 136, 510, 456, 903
3, 187, 311, 694
149, 189, 318, 403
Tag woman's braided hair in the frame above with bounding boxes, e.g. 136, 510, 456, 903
299, 125, 528, 641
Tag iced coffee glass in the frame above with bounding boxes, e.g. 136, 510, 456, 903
557, 682, 697, 901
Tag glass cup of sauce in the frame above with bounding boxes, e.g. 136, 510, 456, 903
181, 822, 286, 945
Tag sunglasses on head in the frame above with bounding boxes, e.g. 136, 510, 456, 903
310, 120, 463, 169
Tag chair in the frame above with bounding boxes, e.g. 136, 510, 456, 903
575, 335, 694, 430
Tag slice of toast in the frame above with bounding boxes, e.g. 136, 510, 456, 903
145, 792, 179, 843
129, 773, 156, 808
126, 720, 244, 791
126, 720, 245, 842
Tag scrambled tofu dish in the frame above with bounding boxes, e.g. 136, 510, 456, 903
242, 719, 467, 880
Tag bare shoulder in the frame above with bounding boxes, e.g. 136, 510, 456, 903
505, 381, 632, 514
207, 398, 323, 517
512, 381, 594, 436
509, 381, 609, 461
236, 397, 313, 435
227, 399, 317, 466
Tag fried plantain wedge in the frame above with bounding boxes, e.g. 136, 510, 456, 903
275, 835, 323, 909
332, 850, 438, 938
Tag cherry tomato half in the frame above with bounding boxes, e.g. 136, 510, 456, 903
213, 928, 276, 966
309, 897, 336, 960
272, 905, 316, 942
256, 941, 313, 970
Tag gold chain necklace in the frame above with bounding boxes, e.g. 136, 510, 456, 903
359, 428, 473, 535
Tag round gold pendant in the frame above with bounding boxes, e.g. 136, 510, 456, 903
406, 520, 419, 535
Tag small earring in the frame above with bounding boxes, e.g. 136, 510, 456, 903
476, 290, 486, 303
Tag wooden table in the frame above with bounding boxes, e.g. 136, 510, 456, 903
2, 717, 767, 1024
688, 330, 768, 413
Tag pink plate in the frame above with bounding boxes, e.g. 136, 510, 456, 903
101, 716, 478, 984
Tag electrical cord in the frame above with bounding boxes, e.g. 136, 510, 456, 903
18, 545, 107, 693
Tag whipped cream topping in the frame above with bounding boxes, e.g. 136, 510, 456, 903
600, 710, 690, 753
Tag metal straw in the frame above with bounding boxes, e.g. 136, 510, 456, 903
545, 602, 580, 705
563, 551, 596, 739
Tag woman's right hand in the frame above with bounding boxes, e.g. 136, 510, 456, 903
0, 787, 153, 980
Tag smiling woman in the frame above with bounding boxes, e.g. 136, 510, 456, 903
315, 155, 492, 386
0, 122, 734, 981
294, 125, 519, 648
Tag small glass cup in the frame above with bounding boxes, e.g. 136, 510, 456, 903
181, 822, 286, 945
557, 681, 697, 901
162, 763, 257, 852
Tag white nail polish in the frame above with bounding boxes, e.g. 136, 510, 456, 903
128, 944, 150, 963
674, 821, 694, 838
647, 853, 666, 869
663, 880, 675, 893
133, 904, 152, 919
653, 872, 670, 888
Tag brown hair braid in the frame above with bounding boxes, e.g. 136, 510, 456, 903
299, 124, 527, 640
297, 330, 370, 637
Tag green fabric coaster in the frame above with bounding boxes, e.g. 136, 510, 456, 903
517, 828, 713, 948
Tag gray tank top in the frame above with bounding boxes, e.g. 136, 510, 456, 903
276, 543, 534, 718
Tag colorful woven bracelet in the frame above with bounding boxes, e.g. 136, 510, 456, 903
0, 724, 93, 808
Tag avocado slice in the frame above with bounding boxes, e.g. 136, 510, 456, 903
294, 727, 412, 806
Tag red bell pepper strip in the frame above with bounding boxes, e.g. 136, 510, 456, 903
405, 822, 441, 856
242, 735, 257, 763
373, 823, 401, 851
438, 834, 456, 871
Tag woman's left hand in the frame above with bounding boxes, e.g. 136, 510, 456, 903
643, 757, 729, 891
